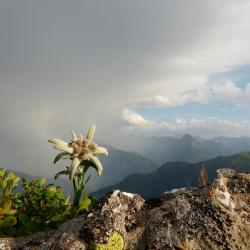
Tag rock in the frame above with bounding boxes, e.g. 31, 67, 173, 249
0, 169, 250, 249
146, 168, 250, 249
80, 190, 146, 249
0, 216, 87, 250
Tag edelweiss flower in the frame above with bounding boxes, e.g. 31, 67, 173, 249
48, 125, 108, 179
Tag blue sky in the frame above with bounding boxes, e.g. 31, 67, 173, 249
123, 60, 250, 137
137, 64, 250, 123
209, 64, 250, 87
137, 102, 247, 122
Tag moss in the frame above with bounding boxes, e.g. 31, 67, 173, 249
91, 232, 124, 250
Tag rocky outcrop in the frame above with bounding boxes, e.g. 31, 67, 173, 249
0, 168, 250, 249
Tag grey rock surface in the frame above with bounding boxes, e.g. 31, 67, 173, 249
0, 168, 250, 249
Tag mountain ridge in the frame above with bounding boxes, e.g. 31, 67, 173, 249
92, 151, 250, 198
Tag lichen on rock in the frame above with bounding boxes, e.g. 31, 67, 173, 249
92, 232, 124, 250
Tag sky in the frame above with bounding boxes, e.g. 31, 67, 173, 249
1, 0, 250, 176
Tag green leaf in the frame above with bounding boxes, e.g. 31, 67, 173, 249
65, 195, 71, 205
78, 195, 91, 212
31, 200, 37, 205
54, 152, 70, 164
44, 189, 55, 199
12, 177, 20, 188
79, 160, 97, 170
0, 216, 17, 231
2, 197, 12, 211
50, 214, 63, 222
0, 168, 6, 178
18, 214, 29, 225
2, 179, 7, 189
7, 172, 16, 180
34, 187, 41, 194
54, 170, 68, 179
22, 178, 28, 189
73, 177, 79, 191
39, 178, 46, 187
4, 209, 16, 215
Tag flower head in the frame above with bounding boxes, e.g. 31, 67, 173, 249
48, 125, 108, 179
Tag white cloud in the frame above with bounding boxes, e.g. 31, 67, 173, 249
134, 87, 215, 108
121, 109, 155, 127
129, 0, 250, 109
134, 94, 187, 108
132, 81, 250, 109
212, 81, 250, 105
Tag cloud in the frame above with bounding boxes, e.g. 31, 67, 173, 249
134, 84, 215, 108
212, 81, 250, 105
132, 81, 250, 109
1, 0, 250, 176
122, 109, 155, 127
134, 94, 192, 108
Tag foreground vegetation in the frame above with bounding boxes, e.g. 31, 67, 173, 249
0, 125, 108, 237
0, 169, 94, 236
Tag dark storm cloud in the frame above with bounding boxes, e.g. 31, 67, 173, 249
0, 0, 250, 177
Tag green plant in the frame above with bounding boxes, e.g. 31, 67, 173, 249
0, 125, 107, 237
48, 125, 108, 206
0, 168, 20, 234
0, 170, 84, 237
11, 177, 72, 236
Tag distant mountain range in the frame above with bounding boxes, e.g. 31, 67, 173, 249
92, 151, 250, 198
121, 134, 250, 164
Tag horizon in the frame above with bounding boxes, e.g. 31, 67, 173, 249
4, 133, 250, 179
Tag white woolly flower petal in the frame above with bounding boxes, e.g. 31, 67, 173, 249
86, 125, 96, 143
53, 144, 74, 154
80, 133, 84, 140
94, 146, 108, 156
48, 138, 69, 146
89, 155, 103, 175
71, 130, 78, 141
69, 157, 81, 180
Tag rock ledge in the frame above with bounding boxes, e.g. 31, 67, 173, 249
0, 168, 250, 250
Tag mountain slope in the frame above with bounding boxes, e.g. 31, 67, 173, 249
92, 152, 250, 198
166, 134, 217, 162
87, 145, 158, 192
